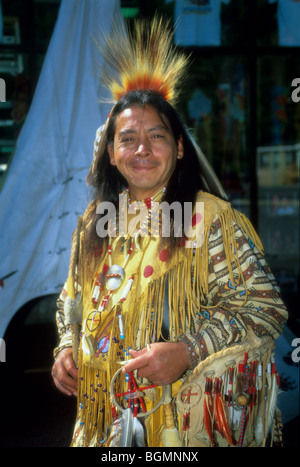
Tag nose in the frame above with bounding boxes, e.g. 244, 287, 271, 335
135, 139, 151, 157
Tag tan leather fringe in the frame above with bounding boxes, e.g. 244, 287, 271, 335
67, 194, 264, 446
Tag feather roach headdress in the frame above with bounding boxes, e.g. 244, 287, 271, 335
89, 15, 228, 201
95, 15, 189, 106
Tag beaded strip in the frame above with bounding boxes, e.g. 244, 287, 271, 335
238, 353, 249, 447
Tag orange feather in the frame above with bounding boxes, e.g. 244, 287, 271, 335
94, 14, 189, 106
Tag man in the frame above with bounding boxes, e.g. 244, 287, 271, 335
52, 18, 288, 447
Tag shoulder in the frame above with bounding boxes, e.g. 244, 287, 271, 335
195, 190, 264, 253
195, 190, 232, 225
196, 190, 230, 208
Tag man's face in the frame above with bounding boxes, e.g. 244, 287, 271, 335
108, 104, 183, 200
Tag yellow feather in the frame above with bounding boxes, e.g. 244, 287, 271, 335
94, 14, 190, 106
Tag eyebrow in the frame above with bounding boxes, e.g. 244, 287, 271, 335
118, 124, 170, 138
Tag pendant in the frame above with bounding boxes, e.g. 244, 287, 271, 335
105, 264, 125, 290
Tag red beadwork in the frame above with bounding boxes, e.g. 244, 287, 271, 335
158, 248, 170, 262
192, 212, 202, 227
143, 265, 154, 278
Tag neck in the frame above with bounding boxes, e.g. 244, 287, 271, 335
127, 186, 166, 205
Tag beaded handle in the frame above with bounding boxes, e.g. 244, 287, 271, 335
110, 366, 166, 418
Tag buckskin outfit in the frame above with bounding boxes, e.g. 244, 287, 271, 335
53, 16, 288, 447
54, 189, 287, 447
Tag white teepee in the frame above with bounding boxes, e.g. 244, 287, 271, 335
0, 0, 121, 337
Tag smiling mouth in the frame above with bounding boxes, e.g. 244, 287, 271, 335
129, 163, 157, 170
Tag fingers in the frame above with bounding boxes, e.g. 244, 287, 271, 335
122, 342, 190, 386
63, 354, 78, 381
122, 348, 149, 375
122, 345, 164, 384
52, 372, 76, 397
52, 348, 78, 397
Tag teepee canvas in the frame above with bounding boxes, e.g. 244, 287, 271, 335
0, 0, 121, 337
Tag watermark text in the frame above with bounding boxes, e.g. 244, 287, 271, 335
0, 78, 6, 102
95, 195, 204, 248
291, 78, 300, 103
0, 338, 6, 362
291, 337, 300, 363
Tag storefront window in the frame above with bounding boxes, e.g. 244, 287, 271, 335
177, 55, 251, 216
257, 53, 300, 331
169, 0, 300, 333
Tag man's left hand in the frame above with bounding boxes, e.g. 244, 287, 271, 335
122, 341, 190, 386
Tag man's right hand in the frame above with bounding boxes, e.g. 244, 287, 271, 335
52, 347, 78, 396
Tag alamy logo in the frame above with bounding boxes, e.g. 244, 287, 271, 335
0, 338, 6, 362
0, 78, 6, 102
291, 338, 300, 363
95, 195, 204, 248
291, 78, 300, 103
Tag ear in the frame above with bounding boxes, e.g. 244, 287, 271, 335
177, 135, 184, 160
107, 143, 116, 165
